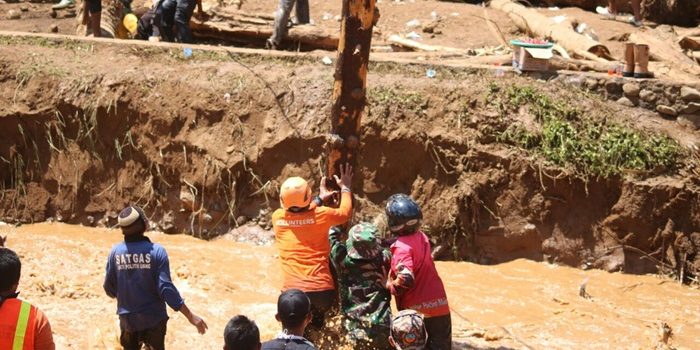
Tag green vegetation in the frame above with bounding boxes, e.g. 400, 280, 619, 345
490, 84, 683, 177
369, 86, 427, 116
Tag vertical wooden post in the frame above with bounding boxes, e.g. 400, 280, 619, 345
326, 0, 378, 182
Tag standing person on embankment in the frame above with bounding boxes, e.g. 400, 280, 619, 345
266, 0, 310, 49
0, 247, 55, 350
271, 164, 354, 337
103, 206, 208, 350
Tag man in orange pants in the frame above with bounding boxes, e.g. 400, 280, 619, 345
0, 247, 55, 350
271, 163, 354, 335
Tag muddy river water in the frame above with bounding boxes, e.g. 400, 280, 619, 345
2, 223, 699, 349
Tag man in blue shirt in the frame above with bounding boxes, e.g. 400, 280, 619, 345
104, 206, 208, 350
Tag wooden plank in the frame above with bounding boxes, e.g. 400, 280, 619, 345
387, 34, 466, 53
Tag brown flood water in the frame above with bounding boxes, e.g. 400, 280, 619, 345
1, 223, 699, 350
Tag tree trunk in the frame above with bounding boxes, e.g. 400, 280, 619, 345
540, 0, 699, 26
326, 0, 378, 182
491, 0, 612, 61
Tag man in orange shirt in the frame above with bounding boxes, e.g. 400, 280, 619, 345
271, 163, 353, 334
0, 247, 55, 350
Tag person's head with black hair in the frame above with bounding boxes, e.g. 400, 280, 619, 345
275, 289, 312, 336
117, 206, 148, 237
223, 315, 261, 350
0, 247, 21, 296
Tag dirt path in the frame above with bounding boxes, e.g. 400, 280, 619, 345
0, 0, 662, 62
2, 222, 699, 349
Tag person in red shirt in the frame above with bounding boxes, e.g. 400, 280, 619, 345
385, 194, 451, 350
0, 247, 55, 350
271, 163, 353, 334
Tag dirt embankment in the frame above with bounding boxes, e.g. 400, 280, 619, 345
1, 36, 699, 278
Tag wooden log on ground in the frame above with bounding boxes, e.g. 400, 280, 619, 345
387, 34, 466, 53
190, 12, 338, 50
630, 31, 700, 76
490, 0, 612, 61
551, 56, 613, 73
326, 0, 378, 183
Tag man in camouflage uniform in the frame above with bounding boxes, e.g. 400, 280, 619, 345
330, 223, 392, 350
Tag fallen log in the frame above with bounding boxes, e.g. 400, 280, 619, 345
630, 31, 700, 76
190, 12, 339, 50
551, 56, 612, 73
490, 0, 612, 61
387, 34, 466, 53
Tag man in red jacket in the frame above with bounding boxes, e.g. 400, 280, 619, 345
385, 194, 451, 350
0, 247, 55, 350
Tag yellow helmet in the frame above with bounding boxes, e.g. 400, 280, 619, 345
123, 13, 138, 34
280, 177, 312, 210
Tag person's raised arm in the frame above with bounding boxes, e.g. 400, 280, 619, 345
323, 163, 354, 225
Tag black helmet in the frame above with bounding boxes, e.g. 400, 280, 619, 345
385, 194, 422, 235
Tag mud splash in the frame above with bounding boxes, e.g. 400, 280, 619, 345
2, 223, 699, 349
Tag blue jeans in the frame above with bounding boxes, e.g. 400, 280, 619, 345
270, 0, 309, 46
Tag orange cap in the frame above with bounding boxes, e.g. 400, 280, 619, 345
280, 177, 312, 210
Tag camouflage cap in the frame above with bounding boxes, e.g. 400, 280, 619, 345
390, 310, 427, 350
346, 222, 381, 260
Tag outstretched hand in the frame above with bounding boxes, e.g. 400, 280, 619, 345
180, 304, 208, 335
188, 313, 208, 334
319, 176, 337, 201
333, 163, 354, 191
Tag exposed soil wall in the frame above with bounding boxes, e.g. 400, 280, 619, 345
1, 37, 699, 278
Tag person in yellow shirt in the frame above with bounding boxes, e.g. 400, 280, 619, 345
271, 163, 353, 334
